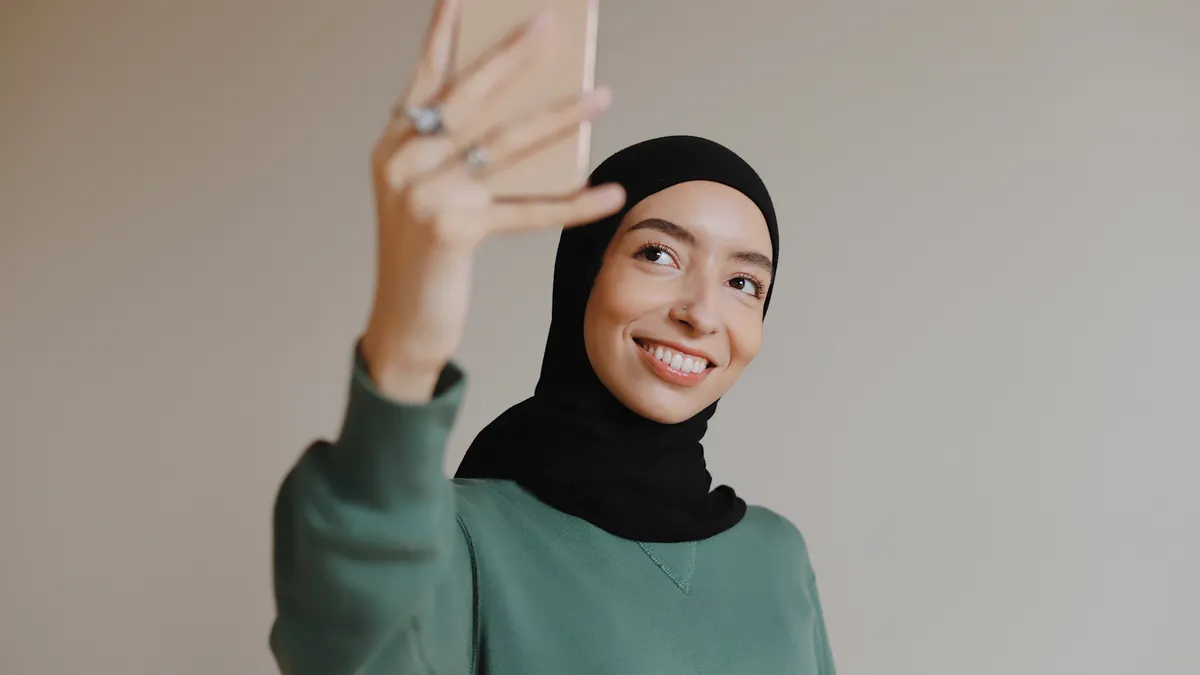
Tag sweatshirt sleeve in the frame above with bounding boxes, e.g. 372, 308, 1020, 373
269, 348, 477, 675
808, 566, 837, 675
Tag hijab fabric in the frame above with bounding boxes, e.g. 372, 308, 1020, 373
455, 135, 779, 543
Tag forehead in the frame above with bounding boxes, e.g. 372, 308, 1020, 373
619, 180, 772, 255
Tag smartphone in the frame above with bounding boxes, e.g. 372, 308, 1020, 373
455, 0, 599, 198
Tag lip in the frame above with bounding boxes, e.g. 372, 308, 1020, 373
633, 338, 716, 388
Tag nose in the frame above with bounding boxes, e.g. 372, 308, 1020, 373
668, 283, 720, 336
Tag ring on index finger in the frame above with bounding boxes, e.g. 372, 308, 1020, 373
463, 144, 490, 173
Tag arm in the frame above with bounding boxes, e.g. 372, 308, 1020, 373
268, 0, 625, 668
269, 350, 476, 675
807, 565, 837, 675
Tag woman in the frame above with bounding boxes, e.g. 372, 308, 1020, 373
270, 2, 835, 673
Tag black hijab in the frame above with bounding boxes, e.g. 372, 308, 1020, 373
455, 135, 779, 543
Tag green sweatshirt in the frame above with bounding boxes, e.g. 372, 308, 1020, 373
270, 355, 836, 675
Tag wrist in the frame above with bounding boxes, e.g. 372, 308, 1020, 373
358, 332, 445, 403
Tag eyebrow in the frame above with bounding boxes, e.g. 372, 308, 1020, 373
629, 218, 774, 274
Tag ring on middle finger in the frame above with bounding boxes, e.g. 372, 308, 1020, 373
395, 103, 448, 136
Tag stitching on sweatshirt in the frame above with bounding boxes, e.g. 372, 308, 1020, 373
457, 515, 482, 675
636, 541, 696, 595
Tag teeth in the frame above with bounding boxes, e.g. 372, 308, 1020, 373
639, 340, 709, 374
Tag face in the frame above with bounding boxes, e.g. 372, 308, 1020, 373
583, 180, 774, 424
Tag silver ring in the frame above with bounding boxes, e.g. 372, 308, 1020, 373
396, 104, 446, 136
464, 145, 490, 171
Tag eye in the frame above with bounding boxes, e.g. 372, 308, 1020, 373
635, 243, 677, 267
729, 275, 763, 298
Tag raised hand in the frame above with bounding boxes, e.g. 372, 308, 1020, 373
360, 0, 625, 401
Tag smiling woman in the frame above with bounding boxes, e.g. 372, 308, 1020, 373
269, 2, 833, 673
457, 135, 783, 541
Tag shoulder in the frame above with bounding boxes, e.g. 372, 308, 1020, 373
736, 504, 817, 570
449, 478, 559, 538
740, 504, 809, 543
449, 477, 515, 520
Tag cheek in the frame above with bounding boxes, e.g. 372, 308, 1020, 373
725, 313, 764, 369
589, 262, 660, 328
584, 266, 641, 365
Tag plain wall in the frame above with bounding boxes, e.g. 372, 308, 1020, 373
2, 0, 1198, 673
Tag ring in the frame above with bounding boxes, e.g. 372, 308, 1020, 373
464, 145, 490, 171
395, 104, 446, 136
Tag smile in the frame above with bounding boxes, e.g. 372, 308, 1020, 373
633, 338, 716, 387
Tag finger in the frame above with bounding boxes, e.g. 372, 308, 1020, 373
443, 7, 462, 90
403, 0, 461, 109
470, 87, 612, 185
373, 0, 461, 178
378, 135, 459, 191
488, 183, 626, 234
437, 9, 560, 140
419, 86, 611, 184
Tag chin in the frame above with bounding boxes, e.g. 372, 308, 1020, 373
629, 403, 689, 425
614, 385, 712, 425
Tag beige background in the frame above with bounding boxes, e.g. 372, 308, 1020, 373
2, 1, 1198, 674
